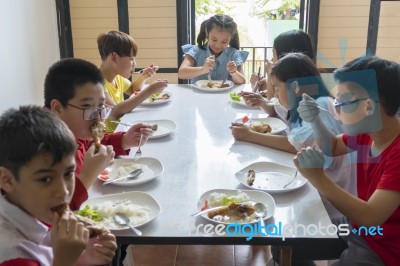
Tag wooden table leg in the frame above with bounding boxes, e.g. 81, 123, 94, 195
279, 246, 292, 266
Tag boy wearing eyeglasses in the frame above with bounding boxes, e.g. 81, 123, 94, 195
0, 106, 117, 265
97, 30, 169, 133
296, 56, 400, 265
44, 58, 153, 210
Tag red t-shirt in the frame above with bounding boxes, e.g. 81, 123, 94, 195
343, 134, 400, 266
70, 132, 129, 210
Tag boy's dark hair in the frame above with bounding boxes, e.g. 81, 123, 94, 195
0, 105, 77, 179
334, 56, 400, 117
197, 14, 240, 50
271, 53, 329, 124
44, 58, 104, 108
97, 30, 138, 61
273, 30, 315, 63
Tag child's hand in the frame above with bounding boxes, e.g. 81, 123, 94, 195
297, 93, 320, 123
141, 65, 159, 79
122, 123, 153, 149
202, 55, 215, 73
250, 73, 262, 87
293, 147, 325, 182
146, 79, 168, 94
51, 211, 89, 266
81, 144, 115, 184
240, 92, 268, 108
77, 233, 118, 265
229, 122, 252, 141
264, 58, 274, 75
227, 61, 238, 74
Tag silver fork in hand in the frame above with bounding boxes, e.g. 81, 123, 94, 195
134, 133, 146, 159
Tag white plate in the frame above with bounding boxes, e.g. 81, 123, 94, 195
235, 162, 308, 193
99, 157, 164, 186
79, 191, 161, 230
193, 80, 234, 92
233, 117, 287, 135
140, 91, 172, 106
127, 119, 177, 139
196, 189, 276, 224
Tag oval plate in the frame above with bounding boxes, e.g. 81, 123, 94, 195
193, 80, 234, 92
98, 157, 164, 186
234, 117, 287, 135
235, 161, 308, 193
127, 119, 177, 139
140, 91, 172, 106
195, 188, 276, 225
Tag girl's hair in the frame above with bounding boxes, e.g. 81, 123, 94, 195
271, 53, 329, 124
197, 14, 240, 50
97, 30, 138, 60
0, 105, 76, 180
273, 30, 315, 63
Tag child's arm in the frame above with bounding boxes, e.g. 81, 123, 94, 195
298, 94, 349, 157
239, 92, 277, 115
78, 144, 115, 189
126, 65, 159, 95
76, 233, 117, 266
227, 62, 246, 85
108, 79, 168, 120
294, 147, 400, 226
230, 123, 297, 153
178, 55, 214, 79
51, 212, 89, 266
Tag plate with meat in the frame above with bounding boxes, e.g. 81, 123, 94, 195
235, 162, 308, 193
195, 189, 275, 224
126, 119, 177, 139
77, 191, 161, 231
193, 80, 234, 92
97, 157, 164, 186
140, 91, 172, 106
234, 116, 287, 135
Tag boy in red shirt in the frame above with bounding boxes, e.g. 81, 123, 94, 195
44, 58, 153, 210
296, 56, 400, 265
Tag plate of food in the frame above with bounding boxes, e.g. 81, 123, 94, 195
77, 191, 161, 231
235, 162, 308, 193
98, 157, 164, 186
195, 189, 275, 224
127, 119, 177, 139
193, 80, 234, 92
234, 116, 287, 135
140, 91, 172, 106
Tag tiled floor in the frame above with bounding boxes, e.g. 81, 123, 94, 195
126, 245, 330, 266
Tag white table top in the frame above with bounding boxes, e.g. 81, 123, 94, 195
88, 84, 337, 245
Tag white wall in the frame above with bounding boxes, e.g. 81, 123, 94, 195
0, 0, 60, 113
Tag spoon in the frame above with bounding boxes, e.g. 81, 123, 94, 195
103, 168, 142, 185
283, 170, 298, 189
114, 212, 142, 236
254, 203, 268, 235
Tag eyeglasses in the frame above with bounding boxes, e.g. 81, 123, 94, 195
67, 104, 112, 121
333, 98, 368, 114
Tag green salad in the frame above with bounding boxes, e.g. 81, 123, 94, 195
76, 205, 104, 222
229, 92, 241, 102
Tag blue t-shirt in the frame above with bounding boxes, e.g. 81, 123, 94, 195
181, 44, 249, 83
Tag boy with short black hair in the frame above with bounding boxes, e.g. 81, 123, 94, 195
44, 58, 153, 210
296, 56, 400, 265
0, 105, 117, 265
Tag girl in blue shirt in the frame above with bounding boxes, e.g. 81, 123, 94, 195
178, 14, 249, 84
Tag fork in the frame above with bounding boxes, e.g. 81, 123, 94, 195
207, 72, 212, 87
283, 170, 298, 188
134, 133, 146, 159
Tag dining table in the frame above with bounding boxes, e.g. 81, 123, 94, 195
88, 83, 339, 266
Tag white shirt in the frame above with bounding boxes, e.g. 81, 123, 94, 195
0, 195, 53, 265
